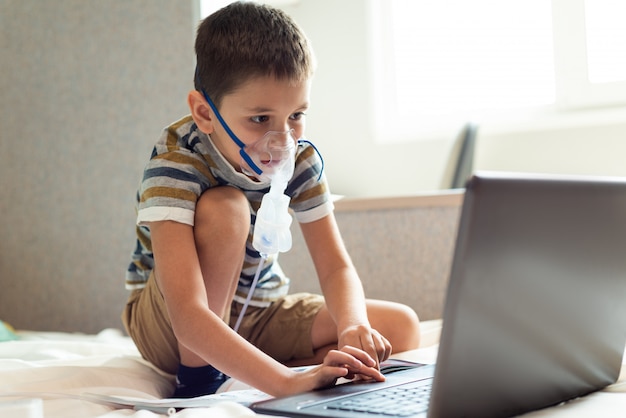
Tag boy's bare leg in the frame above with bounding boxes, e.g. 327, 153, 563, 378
364, 300, 421, 353
287, 300, 421, 366
178, 186, 250, 368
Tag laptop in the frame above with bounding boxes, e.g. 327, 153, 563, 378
252, 171, 626, 417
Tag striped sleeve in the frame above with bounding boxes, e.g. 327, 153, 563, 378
137, 132, 218, 226
288, 142, 334, 223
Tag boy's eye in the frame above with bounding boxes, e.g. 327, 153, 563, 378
290, 112, 306, 121
251, 115, 269, 123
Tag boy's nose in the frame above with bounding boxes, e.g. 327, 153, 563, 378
267, 130, 296, 148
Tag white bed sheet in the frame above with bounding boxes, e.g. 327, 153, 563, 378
0, 329, 255, 418
2, 322, 626, 417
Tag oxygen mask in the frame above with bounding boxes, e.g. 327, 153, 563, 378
240, 130, 297, 185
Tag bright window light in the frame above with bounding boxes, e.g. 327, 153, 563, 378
200, 0, 233, 18
584, 0, 626, 84
388, 0, 555, 118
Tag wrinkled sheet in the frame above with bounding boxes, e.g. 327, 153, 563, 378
0, 329, 255, 417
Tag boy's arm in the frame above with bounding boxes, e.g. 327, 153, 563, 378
148, 220, 383, 396
299, 213, 392, 365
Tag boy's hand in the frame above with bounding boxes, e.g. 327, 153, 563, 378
338, 324, 392, 367
284, 345, 385, 395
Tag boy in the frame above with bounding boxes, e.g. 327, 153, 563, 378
123, 1, 420, 398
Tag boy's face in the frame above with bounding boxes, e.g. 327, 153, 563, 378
207, 76, 311, 173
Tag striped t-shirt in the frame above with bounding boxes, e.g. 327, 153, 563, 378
126, 115, 333, 307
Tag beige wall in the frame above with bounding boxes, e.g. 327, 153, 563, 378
0, 0, 197, 332
475, 108, 626, 178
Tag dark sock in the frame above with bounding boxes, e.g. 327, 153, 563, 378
173, 364, 229, 398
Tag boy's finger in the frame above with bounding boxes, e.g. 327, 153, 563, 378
339, 345, 377, 367
352, 364, 385, 382
331, 347, 385, 382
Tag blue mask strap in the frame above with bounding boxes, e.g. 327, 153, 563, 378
200, 89, 263, 175
239, 150, 263, 176
200, 89, 245, 148
297, 139, 325, 182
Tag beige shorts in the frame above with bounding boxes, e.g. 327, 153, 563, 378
122, 271, 324, 375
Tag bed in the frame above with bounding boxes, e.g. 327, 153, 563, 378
2, 319, 626, 418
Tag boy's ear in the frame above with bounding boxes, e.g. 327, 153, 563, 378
188, 90, 215, 134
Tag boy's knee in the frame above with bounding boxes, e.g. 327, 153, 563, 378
196, 187, 249, 221
398, 304, 420, 331
393, 304, 421, 349
371, 301, 421, 351
384, 302, 419, 330
398, 302, 419, 321
195, 187, 250, 236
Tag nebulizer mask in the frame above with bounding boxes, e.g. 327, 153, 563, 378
201, 89, 299, 332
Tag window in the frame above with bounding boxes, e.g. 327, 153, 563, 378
553, 0, 626, 108
371, 0, 626, 142
585, 0, 626, 83
199, 0, 232, 18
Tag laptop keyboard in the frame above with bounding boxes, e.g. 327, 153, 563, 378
323, 378, 433, 417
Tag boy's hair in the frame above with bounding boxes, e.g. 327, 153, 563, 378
194, 1, 315, 108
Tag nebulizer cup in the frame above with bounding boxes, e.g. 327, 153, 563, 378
245, 130, 296, 256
